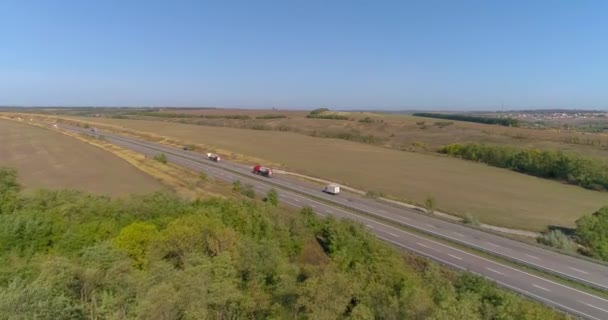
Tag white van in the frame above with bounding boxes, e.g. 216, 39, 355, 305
323, 184, 340, 195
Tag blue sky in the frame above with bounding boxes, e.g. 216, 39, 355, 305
1, 1, 606, 110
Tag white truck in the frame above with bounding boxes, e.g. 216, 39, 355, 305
323, 184, 340, 195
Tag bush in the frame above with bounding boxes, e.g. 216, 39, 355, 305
232, 180, 242, 192
537, 230, 578, 252
199, 171, 208, 181
433, 121, 454, 128
153, 153, 167, 164
266, 189, 279, 206
424, 196, 436, 214
462, 214, 480, 226
241, 184, 256, 198
0, 167, 20, 214
359, 117, 374, 123
183, 144, 196, 151
365, 190, 385, 198
411, 141, 426, 149
309, 108, 330, 115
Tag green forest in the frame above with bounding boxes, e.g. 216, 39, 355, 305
440, 143, 608, 191
413, 113, 520, 127
0, 167, 567, 319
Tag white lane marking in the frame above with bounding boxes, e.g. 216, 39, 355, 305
487, 242, 504, 249
425, 223, 436, 228
417, 242, 430, 249
294, 198, 300, 202
366, 224, 375, 229
448, 254, 462, 260
387, 232, 399, 238
453, 232, 465, 237
486, 268, 504, 275
533, 284, 551, 292
525, 254, 541, 260
99, 131, 608, 301
326, 210, 332, 214
310, 204, 317, 208
378, 236, 602, 320
569, 267, 590, 275
580, 301, 608, 314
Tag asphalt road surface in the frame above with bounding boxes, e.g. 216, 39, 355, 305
65, 125, 608, 319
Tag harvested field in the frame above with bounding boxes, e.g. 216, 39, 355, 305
61, 117, 608, 231
0, 119, 164, 196
87, 108, 608, 159
26, 107, 608, 158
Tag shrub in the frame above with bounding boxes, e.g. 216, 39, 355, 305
241, 184, 256, 198
183, 144, 196, 151
309, 108, 329, 115
463, 214, 480, 226
266, 189, 279, 206
153, 153, 167, 164
424, 196, 436, 214
411, 141, 426, 149
365, 190, 385, 198
433, 121, 454, 128
232, 180, 242, 192
537, 230, 578, 252
199, 171, 208, 181
249, 124, 272, 130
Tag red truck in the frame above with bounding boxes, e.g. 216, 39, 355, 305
252, 165, 273, 177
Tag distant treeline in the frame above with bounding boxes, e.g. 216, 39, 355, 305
255, 114, 287, 119
440, 143, 608, 191
413, 113, 520, 127
124, 110, 252, 120
306, 114, 349, 120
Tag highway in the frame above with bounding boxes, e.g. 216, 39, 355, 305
64, 125, 608, 319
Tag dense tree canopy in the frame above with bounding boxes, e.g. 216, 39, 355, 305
576, 206, 608, 260
0, 167, 566, 319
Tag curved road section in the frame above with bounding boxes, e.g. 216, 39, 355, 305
64, 125, 608, 319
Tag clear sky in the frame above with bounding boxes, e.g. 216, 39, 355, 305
1, 1, 606, 110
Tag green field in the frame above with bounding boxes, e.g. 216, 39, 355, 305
0, 119, 164, 196
66, 117, 608, 231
